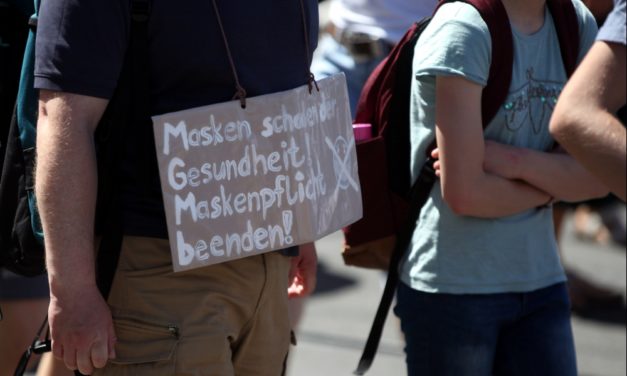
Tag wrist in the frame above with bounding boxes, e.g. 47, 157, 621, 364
511, 147, 529, 180
48, 266, 98, 296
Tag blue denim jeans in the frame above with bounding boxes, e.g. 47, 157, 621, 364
394, 282, 577, 376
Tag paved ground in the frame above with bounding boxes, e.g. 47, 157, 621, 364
17, 211, 625, 376
287, 206, 627, 376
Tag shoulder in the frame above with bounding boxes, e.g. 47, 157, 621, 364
420, 2, 491, 49
430, 2, 489, 34
413, 2, 492, 86
35, 0, 130, 99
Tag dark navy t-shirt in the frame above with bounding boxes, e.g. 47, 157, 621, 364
34, 0, 319, 238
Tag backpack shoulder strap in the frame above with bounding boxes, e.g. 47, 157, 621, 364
16, 0, 44, 243
356, 0, 516, 130
546, 0, 579, 77
15, 0, 39, 150
420, 0, 512, 158
437, 0, 580, 127
353, 20, 426, 128
95, 0, 152, 300
436, 0, 513, 127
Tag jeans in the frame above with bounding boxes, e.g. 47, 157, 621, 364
394, 282, 577, 376
310, 34, 388, 116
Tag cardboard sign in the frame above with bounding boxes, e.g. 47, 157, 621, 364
152, 74, 362, 272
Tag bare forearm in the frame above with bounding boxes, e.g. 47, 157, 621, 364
435, 146, 551, 218
498, 146, 609, 202
552, 111, 626, 201
36, 91, 107, 293
434, 76, 551, 218
441, 169, 551, 218
550, 41, 627, 201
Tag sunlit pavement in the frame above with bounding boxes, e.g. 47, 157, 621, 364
287, 207, 626, 376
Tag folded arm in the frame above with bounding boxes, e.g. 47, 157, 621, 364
434, 75, 551, 218
480, 142, 610, 202
36, 90, 115, 375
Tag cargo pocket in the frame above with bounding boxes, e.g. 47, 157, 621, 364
106, 316, 179, 374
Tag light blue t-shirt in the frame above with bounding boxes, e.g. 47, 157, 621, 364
597, 0, 626, 45
401, 1, 598, 294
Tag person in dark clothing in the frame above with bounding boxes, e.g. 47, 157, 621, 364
34, 1, 319, 375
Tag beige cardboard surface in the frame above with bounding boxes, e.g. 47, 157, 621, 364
152, 74, 362, 271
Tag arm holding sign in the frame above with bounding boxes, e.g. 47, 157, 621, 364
36, 90, 116, 375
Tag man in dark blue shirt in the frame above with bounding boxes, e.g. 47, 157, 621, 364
34, 1, 319, 374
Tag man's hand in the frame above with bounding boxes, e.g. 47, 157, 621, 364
49, 284, 116, 375
288, 242, 318, 298
37, 90, 113, 375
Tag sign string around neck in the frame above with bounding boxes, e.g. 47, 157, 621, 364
210, 0, 319, 109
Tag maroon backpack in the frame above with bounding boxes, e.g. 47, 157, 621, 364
348, 0, 580, 373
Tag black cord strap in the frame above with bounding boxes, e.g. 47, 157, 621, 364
211, 0, 318, 104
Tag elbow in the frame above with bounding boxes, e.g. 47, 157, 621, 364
559, 181, 611, 203
549, 102, 584, 144
584, 184, 611, 201
549, 125, 569, 146
442, 187, 476, 216
549, 108, 569, 142
591, 176, 612, 198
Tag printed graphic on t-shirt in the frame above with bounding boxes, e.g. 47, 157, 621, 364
502, 68, 563, 135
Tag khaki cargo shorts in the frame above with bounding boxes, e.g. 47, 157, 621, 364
94, 236, 292, 376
